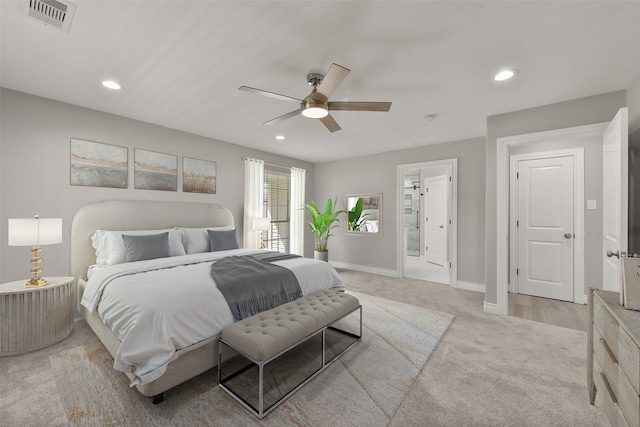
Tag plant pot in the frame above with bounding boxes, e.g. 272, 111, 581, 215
314, 250, 328, 262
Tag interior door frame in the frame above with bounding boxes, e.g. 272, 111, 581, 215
509, 148, 585, 304
495, 122, 607, 315
397, 159, 458, 287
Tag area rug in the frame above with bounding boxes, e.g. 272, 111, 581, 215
49, 292, 454, 426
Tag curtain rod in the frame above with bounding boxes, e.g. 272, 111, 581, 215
241, 157, 295, 171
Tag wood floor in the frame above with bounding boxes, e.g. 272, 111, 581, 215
509, 292, 589, 332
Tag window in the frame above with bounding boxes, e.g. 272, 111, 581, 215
262, 171, 290, 253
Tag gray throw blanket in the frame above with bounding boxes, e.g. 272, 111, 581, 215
211, 252, 302, 321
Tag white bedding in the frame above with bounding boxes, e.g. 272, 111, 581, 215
80, 249, 345, 386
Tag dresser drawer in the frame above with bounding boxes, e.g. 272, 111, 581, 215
595, 300, 620, 361
594, 326, 619, 389
594, 358, 631, 427
618, 324, 640, 396
592, 290, 640, 427
617, 363, 640, 427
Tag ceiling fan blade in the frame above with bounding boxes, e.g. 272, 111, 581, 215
263, 109, 300, 126
328, 101, 392, 112
319, 114, 342, 133
314, 63, 350, 101
239, 86, 302, 103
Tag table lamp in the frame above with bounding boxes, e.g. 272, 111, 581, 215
253, 217, 270, 250
8, 215, 62, 288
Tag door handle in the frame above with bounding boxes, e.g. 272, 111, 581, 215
564, 233, 572, 239
606, 250, 620, 259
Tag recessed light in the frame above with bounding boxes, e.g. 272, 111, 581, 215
494, 69, 517, 81
102, 80, 122, 90
275, 135, 285, 140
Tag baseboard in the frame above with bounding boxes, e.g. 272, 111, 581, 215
329, 261, 400, 278
456, 281, 485, 294
483, 301, 501, 315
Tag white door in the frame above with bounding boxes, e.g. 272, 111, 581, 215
424, 175, 448, 266
517, 156, 575, 301
603, 108, 629, 292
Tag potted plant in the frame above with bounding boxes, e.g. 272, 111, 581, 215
302, 197, 344, 261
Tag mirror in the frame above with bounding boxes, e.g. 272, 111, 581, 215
345, 193, 382, 235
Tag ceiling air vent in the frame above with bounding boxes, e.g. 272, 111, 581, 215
28, 0, 76, 33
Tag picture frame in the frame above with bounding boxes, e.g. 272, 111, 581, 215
70, 138, 128, 188
183, 156, 217, 194
134, 149, 177, 191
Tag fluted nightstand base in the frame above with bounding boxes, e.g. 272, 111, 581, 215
1, 277, 74, 356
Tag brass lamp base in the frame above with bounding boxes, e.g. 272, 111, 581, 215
25, 245, 48, 288
25, 277, 48, 288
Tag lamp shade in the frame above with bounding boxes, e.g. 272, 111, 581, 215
8, 217, 62, 246
253, 217, 271, 231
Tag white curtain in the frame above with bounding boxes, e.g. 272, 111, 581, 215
289, 167, 306, 255
243, 158, 264, 249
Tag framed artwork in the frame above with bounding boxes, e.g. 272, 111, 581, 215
70, 138, 128, 188
183, 157, 217, 194
134, 149, 177, 191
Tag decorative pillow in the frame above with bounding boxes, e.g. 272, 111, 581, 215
91, 228, 186, 265
180, 226, 234, 254
122, 232, 171, 262
208, 229, 239, 252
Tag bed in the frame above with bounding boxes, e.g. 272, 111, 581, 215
71, 200, 345, 402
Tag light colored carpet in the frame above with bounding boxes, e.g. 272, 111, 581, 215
48, 292, 454, 426
3, 270, 612, 426
340, 270, 610, 427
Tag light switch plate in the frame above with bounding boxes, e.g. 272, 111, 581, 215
587, 200, 597, 210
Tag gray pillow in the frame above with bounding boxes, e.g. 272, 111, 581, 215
122, 232, 171, 262
208, 229, 239, 251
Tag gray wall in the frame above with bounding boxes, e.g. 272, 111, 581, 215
485, 90, 627, 304
0, 88, 315, 283
315, 137, 486, 285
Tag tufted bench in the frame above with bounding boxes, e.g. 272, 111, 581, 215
217, 290, 362, 419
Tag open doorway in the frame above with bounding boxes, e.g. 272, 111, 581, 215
397, 159, 457, 286
493, 112, 626, 316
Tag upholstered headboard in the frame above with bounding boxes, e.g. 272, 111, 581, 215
71, 200, 235, 280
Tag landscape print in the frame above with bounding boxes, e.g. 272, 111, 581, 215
183, 157, 216, 194
70, 139, 128, 188
134, 149, 177, 191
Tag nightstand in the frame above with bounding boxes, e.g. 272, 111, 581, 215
0, 276, 74, 356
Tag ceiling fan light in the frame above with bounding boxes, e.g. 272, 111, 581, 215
302, 107, 328, 118
302, 97, 329, 119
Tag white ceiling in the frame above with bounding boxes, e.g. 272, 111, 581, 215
2, 1, 640, 163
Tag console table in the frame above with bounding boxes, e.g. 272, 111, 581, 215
0, 276, 74, 356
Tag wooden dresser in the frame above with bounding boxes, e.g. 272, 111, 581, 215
588, 288, 640, 427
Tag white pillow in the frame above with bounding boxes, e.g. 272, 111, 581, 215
180, 226, 234, 254
91, 228, 186, 265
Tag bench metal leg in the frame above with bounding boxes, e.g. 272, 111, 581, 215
218, 304, 362, 419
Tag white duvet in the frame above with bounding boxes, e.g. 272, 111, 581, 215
80, 249, 345, 386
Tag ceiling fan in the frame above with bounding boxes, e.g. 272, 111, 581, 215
239, 63, 392, 133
